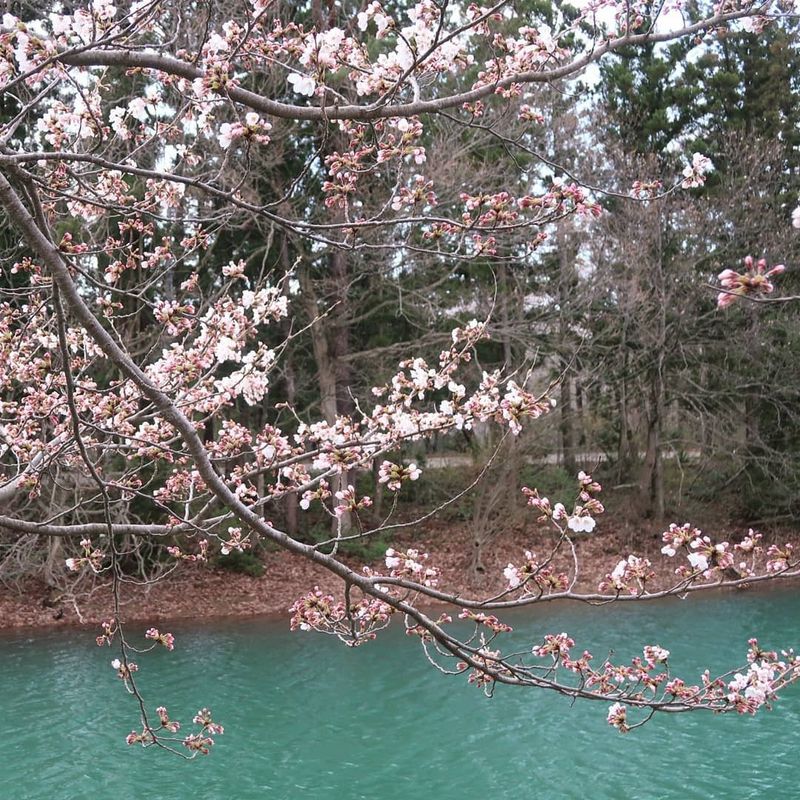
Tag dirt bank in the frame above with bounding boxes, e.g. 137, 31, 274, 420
1, 519, 796, 633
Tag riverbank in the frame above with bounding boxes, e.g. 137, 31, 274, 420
1, 518, 797, 632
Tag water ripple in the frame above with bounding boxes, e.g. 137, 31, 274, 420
1, 593, 799, 799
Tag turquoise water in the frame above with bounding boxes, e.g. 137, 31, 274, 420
2, 589, 800, 799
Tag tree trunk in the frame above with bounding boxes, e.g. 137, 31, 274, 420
299, 261, 338, 425
297, 244, 353, 534
638, 210, 666, 520
639, 379, 665, 520
617, 373, 634, 482
330, 248, 354, 417
497, 260, 513, 367
557, 219, 578, 476
283, 344, 299, 536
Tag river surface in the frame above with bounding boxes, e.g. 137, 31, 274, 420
2, 589, 799, 799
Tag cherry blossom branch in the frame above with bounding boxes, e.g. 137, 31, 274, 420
54, 7, 763, 122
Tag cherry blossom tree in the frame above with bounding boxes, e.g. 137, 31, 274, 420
0, 0, 798, 757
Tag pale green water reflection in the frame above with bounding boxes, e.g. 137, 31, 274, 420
1, 589, 799, 799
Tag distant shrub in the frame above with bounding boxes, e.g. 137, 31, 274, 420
304, 523, 392, 562
215, 550, 265, 577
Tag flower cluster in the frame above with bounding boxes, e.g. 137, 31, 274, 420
630, 179, 663, 199
166, 540, 209, 563
378, 460, 421, 492
125, 728, 155, 746
606, 702, 628, 733
716, 256, 786, 307
65, 538, 105, 573
95, 619, 116, 647
532, 632, 576, 660
568, 471, 604, 532
681, 153, 714, 188
720, 639, 800, 714
289, 586, 394, 646
219, 527, 251, 556
218, 112, 272, 149
127, 706, 221, 752
182, 734, 216, 755
643, 645, 670, 667
657, 524, 793, 581
599, 555, 656, 594
458, 609, 513, 634
299, 480, 331, 511
384, 548, 440, 587
192, 707, 225, 735
145, 628, 176, 651
503, 550, 569, 594
153, 300, 195, 337
405, 612, 452, 643
391, 175, 437, 211
111, 658, 138, 681
527, 631, 798, 732
766, 543, 794, 574
457, 647, 511, 691
522, 471, 604, 534
333, 485, 373, 518
156, 706, 181, 733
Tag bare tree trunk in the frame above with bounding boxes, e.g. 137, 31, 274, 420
296, 240, 354, 533
560, 377, 577, 475
744, 307, 761, 451
638, 211, 666, 520
615, 303, 638, 483
640, 377, 665, 519
497, 260, 513, 367
617, 374, 634, 482
330, 248, 354, 417
557, 219, 578, 476
299, 261, 338, 424
470, 436, 522, 579
43, 536, 63, 588
283, 347, 299, 536
372, 458, 384, 517
328, 248, 354, 533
